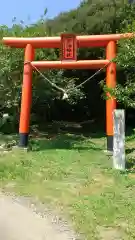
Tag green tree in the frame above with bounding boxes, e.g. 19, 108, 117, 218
0, 18, 84, 131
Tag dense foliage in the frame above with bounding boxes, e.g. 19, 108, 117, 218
0, 0, 135, 132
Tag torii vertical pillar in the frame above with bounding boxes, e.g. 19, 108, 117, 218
19, 44, 34, 147
3, 33, 132, 150
106, 41, 116, 152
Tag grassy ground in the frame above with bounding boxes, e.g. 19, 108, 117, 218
0, 132, 135, 239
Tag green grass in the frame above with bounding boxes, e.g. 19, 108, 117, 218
0, 133, 135, 239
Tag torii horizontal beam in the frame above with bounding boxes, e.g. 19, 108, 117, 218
30, 60, 109, 69
3, 33, 134, 48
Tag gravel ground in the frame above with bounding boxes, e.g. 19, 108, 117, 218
0, 192, 78, 240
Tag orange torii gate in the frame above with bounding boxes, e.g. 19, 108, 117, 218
2, 33, 133, 151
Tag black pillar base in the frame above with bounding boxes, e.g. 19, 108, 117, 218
19, 133, 28, 148
107, 135, 113, 152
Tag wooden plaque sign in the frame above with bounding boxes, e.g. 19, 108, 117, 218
60, 34, 77, 61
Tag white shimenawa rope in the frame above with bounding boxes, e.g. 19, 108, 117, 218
24, 59, 114, 100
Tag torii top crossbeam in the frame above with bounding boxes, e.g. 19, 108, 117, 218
2, 33, 134, 48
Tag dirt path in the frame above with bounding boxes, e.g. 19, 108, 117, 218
0, 192, 76, 240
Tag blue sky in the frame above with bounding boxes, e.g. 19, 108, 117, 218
0, 0, 82, 26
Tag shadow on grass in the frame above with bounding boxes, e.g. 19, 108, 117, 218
126, 148, 135, 155
29, 133, 103, 152
125, 154, 135, 170
37, 121, 135, 139
36, 121, 106, 139
119, 148, 135, 173
120, 168, 135, 175
0, 133, 18, 144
